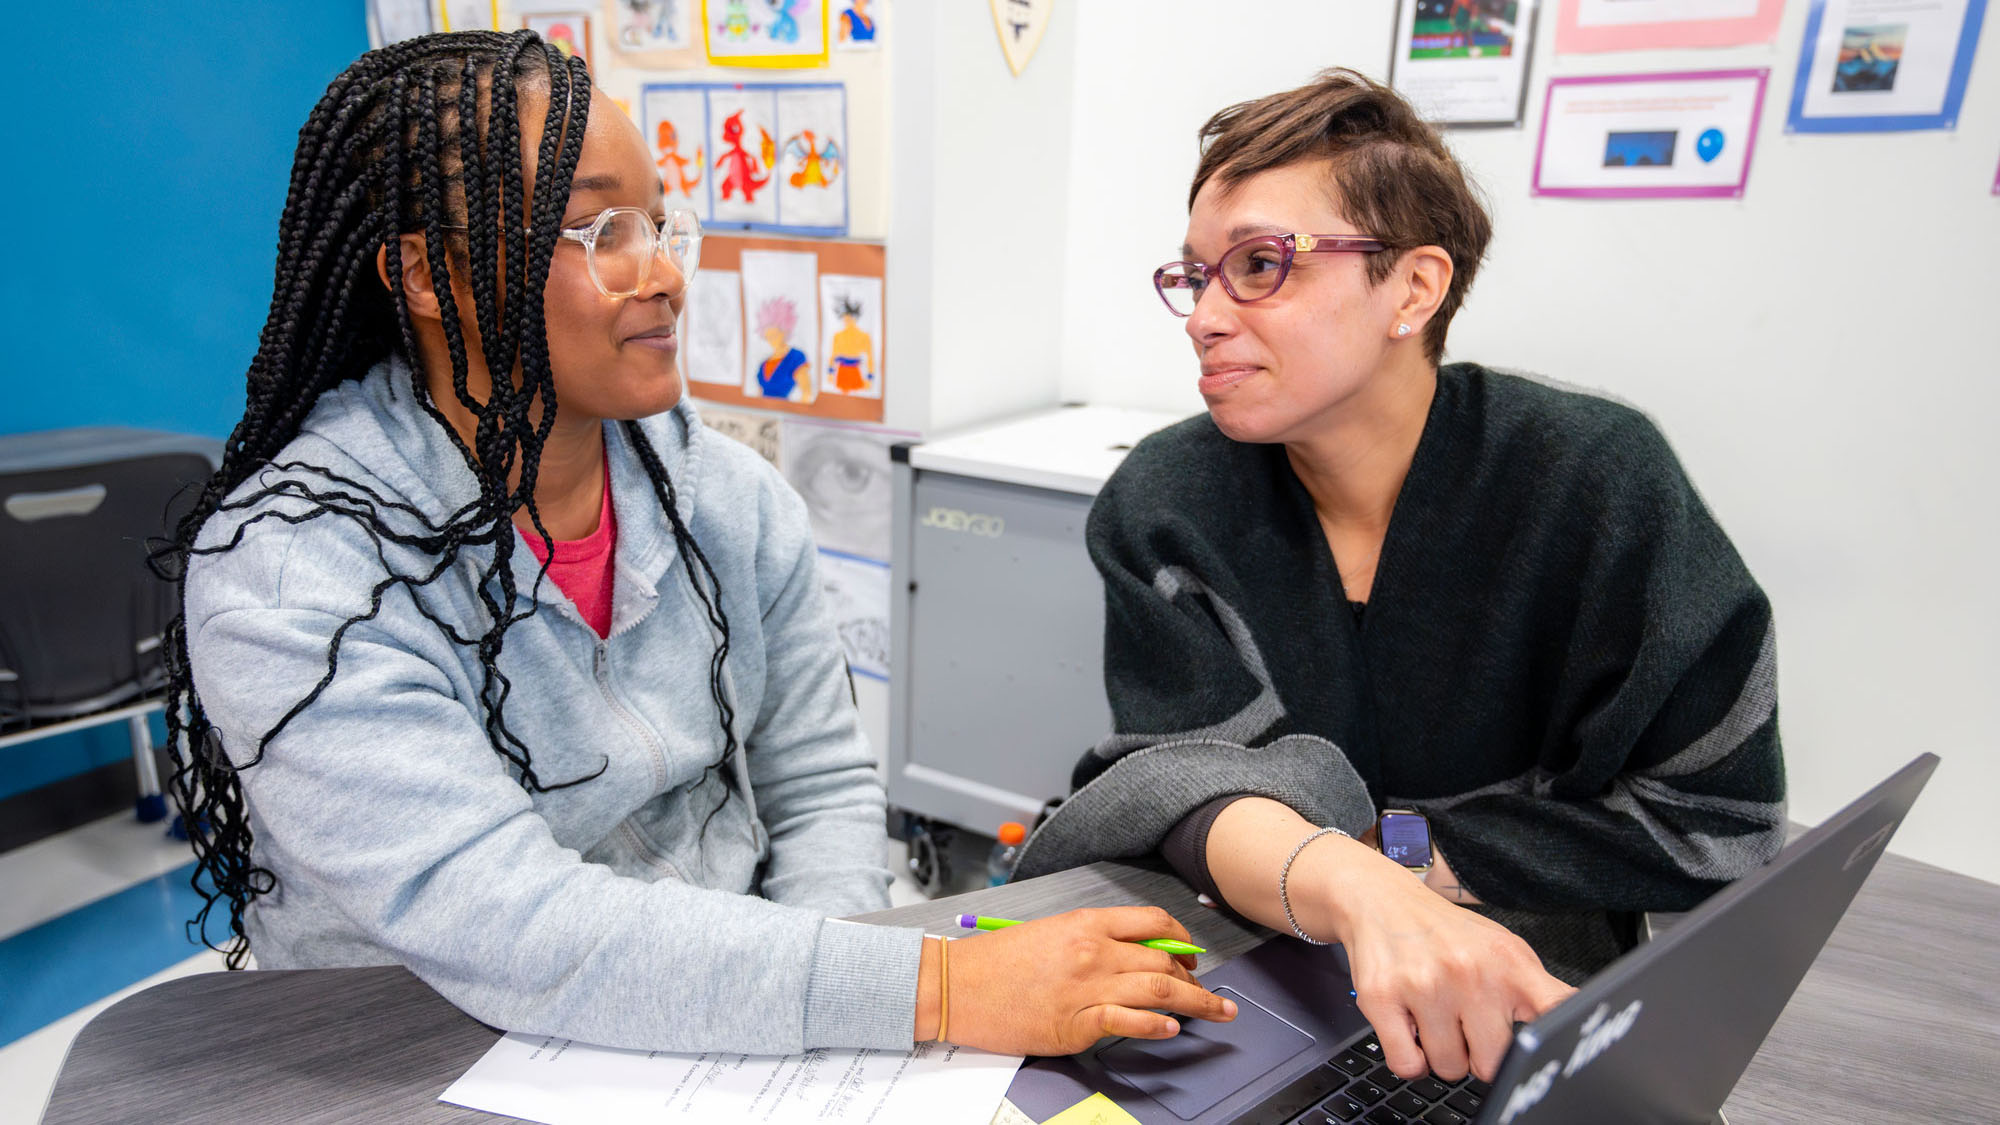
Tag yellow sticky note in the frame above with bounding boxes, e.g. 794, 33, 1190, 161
1043, 1091, 1143, 1125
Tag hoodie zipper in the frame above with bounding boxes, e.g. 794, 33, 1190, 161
595, 640, 669, 793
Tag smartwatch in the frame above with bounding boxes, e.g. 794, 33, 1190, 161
1376, 809, 1434, 875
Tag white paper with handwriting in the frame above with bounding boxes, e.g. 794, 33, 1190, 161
441, 1031, 1023, 1125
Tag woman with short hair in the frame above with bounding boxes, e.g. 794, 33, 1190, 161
1015, 69, 1787, 1085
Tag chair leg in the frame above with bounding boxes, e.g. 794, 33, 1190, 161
130, 713, 166, 823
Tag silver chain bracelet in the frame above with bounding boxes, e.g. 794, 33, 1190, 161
1279, 825, 1350, 945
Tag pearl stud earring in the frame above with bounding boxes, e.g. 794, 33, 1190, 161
1396, 323, 1412, 337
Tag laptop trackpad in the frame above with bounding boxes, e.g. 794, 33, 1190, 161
1097, 986, 1315, 1121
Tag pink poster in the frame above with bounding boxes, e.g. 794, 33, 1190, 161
1556, 0, 1784, 52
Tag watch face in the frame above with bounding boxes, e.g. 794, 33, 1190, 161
1379, 812, 1433, 868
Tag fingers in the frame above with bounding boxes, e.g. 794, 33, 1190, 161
967, 908, 1231, 1057
1102, 941, 1199, 985
1087, 905, 1195, 946
1410, 1003, 1472, 1082
1472, 963, 1567, 1081
1077, 912, 1201, 979
1102, 970, 1238, 1024
1463, 1006, 1516, 1084
1078, 1003, 1182, 1041
1356, 993, 1427, 1079
1517, 973, 1576, 1022
1069, 986, 1237, 1046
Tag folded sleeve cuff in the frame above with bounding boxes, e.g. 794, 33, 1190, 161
1160, 793, 1254, 902
1014, 733, 1377, 880
801, 918, 925, 1049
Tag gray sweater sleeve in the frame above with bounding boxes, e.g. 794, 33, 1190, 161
184, 505, 920, 1055
738, 483, 918, 1046
743, 482, 897, 922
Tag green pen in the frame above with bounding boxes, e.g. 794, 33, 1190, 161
955, 914, 1206, 955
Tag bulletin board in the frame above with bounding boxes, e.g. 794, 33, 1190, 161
682, 235, 886, 423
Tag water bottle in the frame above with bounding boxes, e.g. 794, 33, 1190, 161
986, 822, 1027, 887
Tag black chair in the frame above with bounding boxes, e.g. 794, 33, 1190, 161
0, 427, 221, 822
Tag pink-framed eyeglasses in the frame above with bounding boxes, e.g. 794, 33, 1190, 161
1153, 232, 1386, 317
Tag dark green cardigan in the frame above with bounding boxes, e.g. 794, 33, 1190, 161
1013, 364, 1787, 978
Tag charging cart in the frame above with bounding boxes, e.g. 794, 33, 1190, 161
887, 405, 1186, 891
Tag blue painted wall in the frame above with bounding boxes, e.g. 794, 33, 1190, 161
0, 3, 367, 438
0, 4, 368, 802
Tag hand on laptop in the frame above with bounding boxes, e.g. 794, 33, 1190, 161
912, 905, 1240, 1056
1329, 855, 1573, 1082
1204, 797, 1575, 1082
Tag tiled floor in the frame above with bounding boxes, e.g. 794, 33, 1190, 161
0, 815, 954, 1125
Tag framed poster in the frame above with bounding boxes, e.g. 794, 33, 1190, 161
1555, 0, 1784, 52
603, 0, 700, 66
1785, 0, 1988, 132
1533, 69, 1769, 199
703, 0, 830, 67
1392, 0, 1541, 127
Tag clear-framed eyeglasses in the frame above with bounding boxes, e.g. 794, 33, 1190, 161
1152, 232, 1386, 317
558, 207, 702, 299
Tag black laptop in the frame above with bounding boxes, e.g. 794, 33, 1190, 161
1005, 754, 1939, 1125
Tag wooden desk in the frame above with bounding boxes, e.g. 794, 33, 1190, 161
40, 853, 2000, 1123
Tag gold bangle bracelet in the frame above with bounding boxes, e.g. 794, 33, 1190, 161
935, 936, 951, 1043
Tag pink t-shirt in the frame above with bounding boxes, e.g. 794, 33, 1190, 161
520, 463, 618, 639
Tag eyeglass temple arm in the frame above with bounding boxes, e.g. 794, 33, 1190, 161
1296, 235, 1386, 252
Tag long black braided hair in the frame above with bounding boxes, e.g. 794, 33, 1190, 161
154, 30, 740, 968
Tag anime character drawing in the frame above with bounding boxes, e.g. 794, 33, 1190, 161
540, 20, 583, 58
716, 110, 773, 204
826, 294, 875, 394
754, 297, 811, 402
718, 0, 752, 40
765, 0, 800, 43
655, 120, 702, 199
838, 0, 877, 43
621, 0, 683, 47
782, 130, 843, 190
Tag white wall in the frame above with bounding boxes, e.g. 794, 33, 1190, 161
1049, 2, 2000, 881
887, 1, 1082, 435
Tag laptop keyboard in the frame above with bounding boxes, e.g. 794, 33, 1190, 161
1234, 1030, 1492, 1125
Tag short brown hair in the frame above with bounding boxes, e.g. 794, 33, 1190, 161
1190, 69, 1491, 364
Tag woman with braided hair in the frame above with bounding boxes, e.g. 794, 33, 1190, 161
161, 31, 1233, 1057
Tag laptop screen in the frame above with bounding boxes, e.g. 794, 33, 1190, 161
1480, 754, 1935, 1124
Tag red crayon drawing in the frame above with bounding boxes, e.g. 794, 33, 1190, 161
716, 109, 774, 203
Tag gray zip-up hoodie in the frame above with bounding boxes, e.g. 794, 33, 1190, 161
184, 359, 921, 1053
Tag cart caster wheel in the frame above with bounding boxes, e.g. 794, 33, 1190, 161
905, 817, 955, 898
